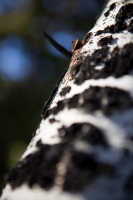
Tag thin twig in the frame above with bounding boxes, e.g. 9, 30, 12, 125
42, 30, 72, 58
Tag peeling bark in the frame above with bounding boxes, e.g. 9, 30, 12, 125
1, 0, 133, 200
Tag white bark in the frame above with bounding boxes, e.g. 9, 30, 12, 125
1, 0, 133, 199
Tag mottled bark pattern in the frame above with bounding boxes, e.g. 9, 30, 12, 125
1, 0, 133, 200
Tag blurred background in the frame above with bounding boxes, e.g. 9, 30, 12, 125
0, 0, 105, 189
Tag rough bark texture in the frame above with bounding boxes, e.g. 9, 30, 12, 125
1, 0, 133, 199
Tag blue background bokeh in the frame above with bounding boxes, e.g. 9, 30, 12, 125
0, 0, 105, 189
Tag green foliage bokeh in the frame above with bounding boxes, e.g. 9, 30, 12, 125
0, 0, 105, 189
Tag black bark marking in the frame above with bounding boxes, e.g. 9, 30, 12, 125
6, 140, 65, 190
104, 3, 116, 17
96, 3, 133, 35
63, 150, 115, 191
75, 86, 133, 115
5, 124, 115, 192
70, 47, 109, 85
32, 132, 36, 137
110, 3, 116, 11
42, 98, 68, 119
49, 118, 59, 123
115, 3, 133, 32
104, 10, 109, 17
42, 86, 133, 119
70, 43, 133, 85
63, 151, 99, 191
58, 123, 109, 148
95, 25, 114, 35
127, 19, 133, 32
116, 3, 133, 23
80, 87, 133, 115
98, 35, 113, 46
60, 86, 71, 97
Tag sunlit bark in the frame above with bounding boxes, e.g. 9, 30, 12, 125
1, 0, 133, 199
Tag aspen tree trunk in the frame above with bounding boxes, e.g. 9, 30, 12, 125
1, 0, 133, 199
